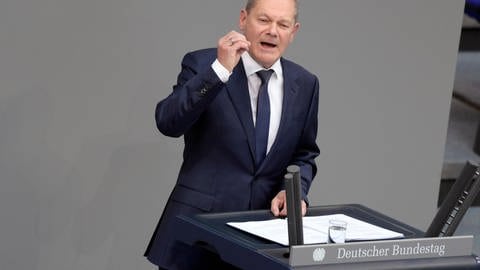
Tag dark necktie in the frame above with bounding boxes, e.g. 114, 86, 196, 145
255, 69, 274, 168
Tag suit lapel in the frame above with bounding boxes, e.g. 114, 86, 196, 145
225, 59, 301, 171
261, 59, 300, 169
226, 61, 256, 161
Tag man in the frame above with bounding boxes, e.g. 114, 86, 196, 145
145, 0, 320, 268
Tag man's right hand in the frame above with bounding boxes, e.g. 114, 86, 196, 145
217, 31, 251, 72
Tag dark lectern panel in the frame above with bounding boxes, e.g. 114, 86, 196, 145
191, 204, 422, 249
174, 204, 479, 269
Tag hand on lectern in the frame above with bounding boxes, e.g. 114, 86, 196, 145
270, 190, 307, 217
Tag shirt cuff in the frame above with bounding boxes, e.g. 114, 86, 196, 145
211, 59, 232, 83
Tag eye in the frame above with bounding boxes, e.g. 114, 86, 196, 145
279, 21, 292, 29
258, 17, 269, 23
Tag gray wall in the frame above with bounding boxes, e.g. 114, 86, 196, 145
0, 0, 464, 269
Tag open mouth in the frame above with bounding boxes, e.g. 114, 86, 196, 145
260, 41, 277, 48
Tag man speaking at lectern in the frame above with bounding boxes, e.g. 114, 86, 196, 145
145, 0, 320, 268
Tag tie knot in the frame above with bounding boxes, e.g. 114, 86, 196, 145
256, 69, 274, 84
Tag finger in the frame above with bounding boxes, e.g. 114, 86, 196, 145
221, 31, 241, 45
231, 40, 250, 52
223, 32, 248, 46
301, 201, 307, 216
277, 199, 287, 217
226, 30, 243, 39
219, 38, 249, 54
271, 203, 279, 216
219, 37, 234, 48
271, 197, 281, 216
218, 34, 234, 48
279, 205, 288, 217
228, 33, 248, 44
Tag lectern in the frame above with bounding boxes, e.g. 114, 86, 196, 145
173, 204, 480, 269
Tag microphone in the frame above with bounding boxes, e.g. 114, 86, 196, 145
285, 165, 304, 246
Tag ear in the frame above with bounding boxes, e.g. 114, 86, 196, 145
289, 22, 300, 43
239, 9, 247, 31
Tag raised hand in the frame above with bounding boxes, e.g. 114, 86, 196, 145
217, 31, 251, 72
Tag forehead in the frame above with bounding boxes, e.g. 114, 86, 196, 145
249, 0, 297, 21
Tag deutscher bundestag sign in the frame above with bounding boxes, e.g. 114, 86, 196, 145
289, 235, 474, 266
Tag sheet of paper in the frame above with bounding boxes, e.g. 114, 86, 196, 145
227, 214, 404, 246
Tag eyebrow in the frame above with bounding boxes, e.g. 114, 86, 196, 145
257, 13, 295, 24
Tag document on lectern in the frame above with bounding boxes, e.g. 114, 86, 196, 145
227, 214, 404, 246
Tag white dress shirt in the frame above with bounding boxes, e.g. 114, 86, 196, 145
211, 52, 283, 154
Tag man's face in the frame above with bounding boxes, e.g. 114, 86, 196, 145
239, 0, 299, 68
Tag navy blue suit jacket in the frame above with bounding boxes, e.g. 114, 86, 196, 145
145, 48, 320, 268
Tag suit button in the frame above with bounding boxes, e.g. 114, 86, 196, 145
200, 88, 208, 95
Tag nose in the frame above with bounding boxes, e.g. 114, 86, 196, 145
266, 23, 279, 37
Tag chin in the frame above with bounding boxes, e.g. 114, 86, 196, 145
261, 57, 279, 67
257, 54, 280, 66
251, 49, 280, 66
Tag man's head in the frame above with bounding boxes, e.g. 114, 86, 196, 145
240, 0, 300, 68
245, 0, 298, 22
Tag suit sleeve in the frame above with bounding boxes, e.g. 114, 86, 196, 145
155, 52, 225, 137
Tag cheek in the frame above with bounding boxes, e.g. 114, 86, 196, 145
245, 29, 260, 41
284, 32, 294, 42
289, 33, 295, 43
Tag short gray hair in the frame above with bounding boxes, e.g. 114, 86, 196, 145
245, 0, 298, 21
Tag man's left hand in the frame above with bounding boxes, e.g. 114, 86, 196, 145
270, 190, 307, 217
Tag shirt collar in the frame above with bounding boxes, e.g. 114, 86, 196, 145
241, 52, 282, 78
